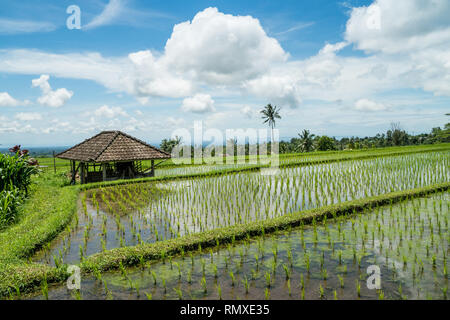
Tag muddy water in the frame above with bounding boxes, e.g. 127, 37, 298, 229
28, 193, 448, 300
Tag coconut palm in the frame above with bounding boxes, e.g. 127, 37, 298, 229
297, 129, 315, 152
261, 104, 281, 142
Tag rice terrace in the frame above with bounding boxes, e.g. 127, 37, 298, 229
0, 0, 450, 311
1, 139, 449, 301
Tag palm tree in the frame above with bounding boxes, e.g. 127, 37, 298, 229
297, 129, 315, 152
261, 104, 281, 142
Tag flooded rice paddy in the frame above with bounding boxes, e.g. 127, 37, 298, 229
33, 152, 449, 266
29, 192, 448, 300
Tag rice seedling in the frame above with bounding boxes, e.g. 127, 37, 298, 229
187, 270, 192, 284
322, 269, 328, 280
319, 284, 324, 299
287, 279, 291, 296
264, 288, 270, 300
201, 276, 207, 293
300, 274, 304, 289
265, 272, 271, 288
338, 275, 344, 288
242, 276, 249, 294
229, 271, 236, 287
356, 280, 361, 297
283, 264, 290, 280
41, 276, 48, 300
174, 287, 183, 300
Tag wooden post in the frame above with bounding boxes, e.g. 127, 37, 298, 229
53, 151, 56, 173
102, 163, 107, 181
80, 162, 85, 184
150, 160, 155, 177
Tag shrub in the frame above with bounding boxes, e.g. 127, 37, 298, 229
0, 147, 38, 194
0, 187, 22, 229
0, 146, 39, 228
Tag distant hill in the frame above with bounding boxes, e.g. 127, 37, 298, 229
0, 147, 69, 158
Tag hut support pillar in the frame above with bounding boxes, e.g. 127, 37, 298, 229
80, 162, 85, 184
150, 160, 155, 177
70, 161, 75, 185
102, 163, 107, 182
70, 161, 81, 185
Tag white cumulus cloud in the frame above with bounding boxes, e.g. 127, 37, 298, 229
0, 92, 20, 107
181, 94, 215, 113
31, 74, 73, 108
354, 98, 387, 111
345, 0, 450, 54
161, 7, 288, 84
128, 50, 193, 98
93, 105, 128, 118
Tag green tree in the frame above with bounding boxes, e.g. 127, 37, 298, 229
434, 123, 450, 143
317, 136, 336, 151
160, 136, 181, 154
260, 104, 281, 142
297, 129, 315, 152
390, 122, 409, 146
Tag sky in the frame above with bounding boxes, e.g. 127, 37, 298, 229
0, 0, 449, 147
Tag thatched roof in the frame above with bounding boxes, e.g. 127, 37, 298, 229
56, 131, 170, 162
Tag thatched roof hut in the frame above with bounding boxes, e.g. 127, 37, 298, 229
56, 131, 170, 184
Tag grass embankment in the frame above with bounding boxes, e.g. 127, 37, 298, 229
0, 174, 78, 263
0, 174, 78, 298
80, 144, 450, 190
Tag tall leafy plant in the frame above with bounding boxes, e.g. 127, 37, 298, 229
0, 186, 21, 228
0, 145, 39, 228
0, 145, 38, 193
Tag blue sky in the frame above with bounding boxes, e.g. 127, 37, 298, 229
0, 0, 449, 146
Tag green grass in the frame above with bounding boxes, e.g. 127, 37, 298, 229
0, 173, 79, 298
0, 172, 78, 297
0, 173, 78, 264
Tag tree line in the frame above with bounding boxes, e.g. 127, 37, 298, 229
160, 105, 449, 155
